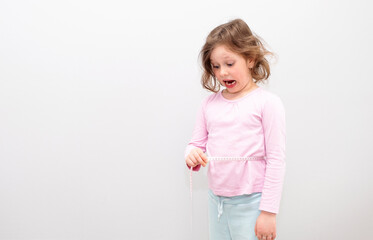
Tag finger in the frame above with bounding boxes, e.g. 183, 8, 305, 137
193, 152, 205, 167
197, 150, 208, 164
186, 159, 196, 168
186, 157, 197, 167
197, 153, 207, 166
190, 155, 200, 167
201, 153, 208, 164
195, 148, 208, 164
195, 148, 206, 166
191, 156, 199, 167
266, 235, 272, 240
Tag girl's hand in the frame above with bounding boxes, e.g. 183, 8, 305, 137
185, 147, 208, 168
255, 211, 277, 240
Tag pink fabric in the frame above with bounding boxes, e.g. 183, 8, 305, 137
184, 87, 286, 214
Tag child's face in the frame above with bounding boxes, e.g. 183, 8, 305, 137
210, 44, 255, 93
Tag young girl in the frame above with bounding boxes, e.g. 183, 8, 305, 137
184, 19, 286, 240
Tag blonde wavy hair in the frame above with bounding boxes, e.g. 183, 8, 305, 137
199, 19, 276, 93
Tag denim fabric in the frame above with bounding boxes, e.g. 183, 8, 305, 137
208, 189, 262, 240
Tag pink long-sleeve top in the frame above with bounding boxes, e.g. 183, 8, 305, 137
184, 87, 286, 214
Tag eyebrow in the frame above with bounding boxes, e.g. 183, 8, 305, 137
210, 56, 233, 62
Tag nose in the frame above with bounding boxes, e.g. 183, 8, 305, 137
219, 66, 228, 77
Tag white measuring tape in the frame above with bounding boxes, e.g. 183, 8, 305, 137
189, 156, 266, 235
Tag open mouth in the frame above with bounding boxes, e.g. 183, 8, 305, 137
224, 80, 236, 86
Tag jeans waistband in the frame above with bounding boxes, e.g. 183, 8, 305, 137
208, 189, 262, 221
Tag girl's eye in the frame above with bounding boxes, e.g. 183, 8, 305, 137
211, 63, 233, 68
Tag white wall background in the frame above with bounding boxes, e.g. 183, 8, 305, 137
1, 0, 372, 239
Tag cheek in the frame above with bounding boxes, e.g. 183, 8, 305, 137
233, 66, 247, 80
212, 69, 217, 76
231, 68, 240, 79
213, 69, 221, 79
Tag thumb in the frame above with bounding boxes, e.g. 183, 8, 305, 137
196, 148, 208, 163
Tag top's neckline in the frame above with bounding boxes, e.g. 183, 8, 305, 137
218, 86, 262, 103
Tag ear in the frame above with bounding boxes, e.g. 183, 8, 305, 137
246, 58, 255, 69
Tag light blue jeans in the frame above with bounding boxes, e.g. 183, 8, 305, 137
208, 189, 262, 240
